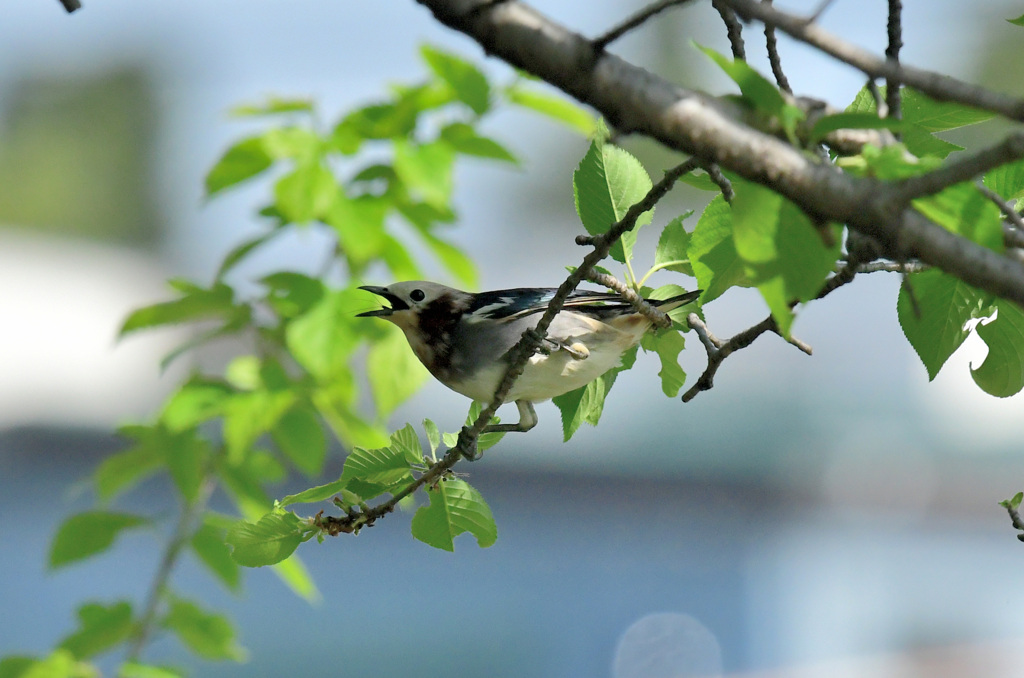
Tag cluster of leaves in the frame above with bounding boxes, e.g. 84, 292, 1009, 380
0, 45, 598, 678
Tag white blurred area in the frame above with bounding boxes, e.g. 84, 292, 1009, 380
0, 230, 184, 427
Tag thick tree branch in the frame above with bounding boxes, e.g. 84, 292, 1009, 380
722, 0, 1024, 121
414, 0, 1024, 307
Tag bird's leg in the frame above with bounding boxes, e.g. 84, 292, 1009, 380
481, 400, 537, 434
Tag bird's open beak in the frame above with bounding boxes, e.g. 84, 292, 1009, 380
356, 286, 409, 317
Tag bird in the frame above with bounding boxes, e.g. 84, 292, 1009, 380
357, 281, 701, 437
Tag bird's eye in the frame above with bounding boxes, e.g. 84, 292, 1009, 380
410, 289, 426, 302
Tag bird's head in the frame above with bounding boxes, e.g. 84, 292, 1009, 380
356, 281, 464, 332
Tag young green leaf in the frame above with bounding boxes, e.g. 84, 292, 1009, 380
163, 431, 210, 503
1010, 13, 1024, 26
913, 182, 1004, 252
573, 138, 654, 264
161, 597, 247, 661
984, 158, 1024, 203
278, 478, 349, 507
339, 441, 415, 488
271, 404, 327, 476
287, 288, 364, 381
58, 601, 134, 660
897, 269, 989, 380
809, 111, 904, 143
159, 378, 232, 432
93, 437, 164, 502
367, 325, 430, 418
394, 139, 455, 210
1001, 491, 1024, 510
423, 419, 441, 456
970, 300, 1024, 397
222, 389, 295, 464
191, 520, 241, 592
49, 511, 148, 569
688, 195, 747, 303
640, 329, 688, 397
119, 281, 238, 337
440, 123, 518, 164
505, 86, 597, 136
410, 479, 497, 551
225, 510, 308, 568
230, 97, 314, 117
552, 371, 618, 441
118, 662, 186, 678
420, 45, 491, 115
654, 214, 694, 276
273, 162, 337, 224
205, 136, 273, 196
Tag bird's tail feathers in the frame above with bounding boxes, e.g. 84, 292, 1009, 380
651, 289, 702, 312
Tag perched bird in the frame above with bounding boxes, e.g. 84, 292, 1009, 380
357, 281, 700, 435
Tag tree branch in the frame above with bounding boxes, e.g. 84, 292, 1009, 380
892, 132, 1024, 202
414, 0, 1024, 307
711, 0, 746, 60
885, 0, 903, 126
721, 0, 1024, 121
592, 0, 695, 52
762, 0, 792, 94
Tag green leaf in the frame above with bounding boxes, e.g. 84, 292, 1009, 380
94, 436, 163, 502
640, 329, 688, 397
261, 126, 321, 161
191, 520, 241, 592
696, 44, 788, 116
423, 419, 441, 456
162, 597, 247, 661
278, 477, 349, 507
1001, 491, 1024, 510
119, 281, 238, 336
984, 158, 1024, 203
205, 136, 273, 196
654, 214, 694, 276
339, 442, 415, 488
325, 193, 389, 273
160, 378, 232, 432
271, 404, 327, 476
440, 123, 518, 164
214, 232, 278, 282
367, 325, 430, 417
411, 479, 497, 551
573, 138, 654, 263
337, 101, 417, 140
552, 371, 618, 442
394, 139, 455, 210
688, 195, 747, 303
971, 300, 1024, 397
0, 651, 96, 678
731, 180, 840, 335
809, 111, 904, 143
505, 86, 596, 136
50, 511, 148, 569
163, 430, 210, 502
897, 269, 988, 380
1010, 13, 1024, 26
420, 45, 491, 115
261, 272, 326, 319
287, 288, 364, 381
913, 182, 1004, 252
58, 601, 134, 660
230, 96, 314, 116
273, 162, 337, 224
222, 389, 296, 464
226, 510, 308, 568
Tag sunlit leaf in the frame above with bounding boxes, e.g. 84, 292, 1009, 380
225, 510, 308, 568
205, 136, 273, 196
50, 512, 148, 569
410, 479, 496, 551
162, 597, 247, 661
58, 601, 134, 660
971, 300, 1024, 397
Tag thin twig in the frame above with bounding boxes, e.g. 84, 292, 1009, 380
683, 312, 810, 402
977, 182, 1024, 249
712, 0, 746, 60
703, 162, 735, 202
593, 0, 695, 52
893, 132, 1024, 203
885, 0, 903, 130
721, 0, 1024, 122
762, 0, 792, 94
584, 270, 672, 328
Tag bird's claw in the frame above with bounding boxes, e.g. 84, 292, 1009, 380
457, 426, 483, 461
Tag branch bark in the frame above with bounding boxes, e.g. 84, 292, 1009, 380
413, 0, 1024, 307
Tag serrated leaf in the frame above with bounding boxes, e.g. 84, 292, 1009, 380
50, 512, 148, 569
573, 139, 653, 263
913, 182, 1004, 252
225, 511, 307, 567
278, 478, 348, 507
59, 601, 134, 660
688, 195, 747, 303
423, 419, 441, 456
420, 45, 491, 115
274, 162, 337, 224
162, 597, 247, 661
205, 136, 272, 196
367, 325, 430, 417
552, 371, 617, 442
971, 300, 1024, 397
191, 521, 241, 592
897, 269, 988, 380
339, 442, 415, 488
271, 404, 327, 476
505, 87, 596, 135
411, 479, 496, 551
654, 214, 694, 276
696, 43, 788, 117
985, 158, 1024, 203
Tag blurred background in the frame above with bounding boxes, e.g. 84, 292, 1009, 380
2, 1, 1024, 676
